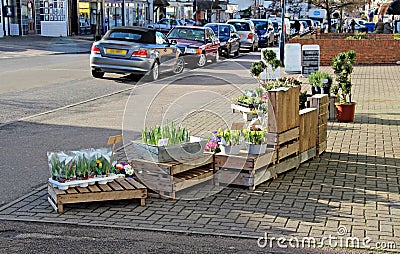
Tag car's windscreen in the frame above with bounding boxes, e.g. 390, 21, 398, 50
206, 25, 230, 36
168, 28, 205, 42
104, 29, 155, 43
253, 21, 269, 31
228, 22, 250, 31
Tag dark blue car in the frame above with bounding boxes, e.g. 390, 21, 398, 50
204, 23, 240, 58
251, 19, 275, 47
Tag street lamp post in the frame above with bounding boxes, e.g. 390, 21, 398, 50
280, 0, 285, 65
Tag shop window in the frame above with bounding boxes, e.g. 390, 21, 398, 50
39, 0, 66, 22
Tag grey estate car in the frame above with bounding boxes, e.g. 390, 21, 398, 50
90, 26, 184, 80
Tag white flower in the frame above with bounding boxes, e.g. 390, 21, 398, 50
124, 165, 134, 175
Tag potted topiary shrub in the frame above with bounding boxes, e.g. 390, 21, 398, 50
308, 71, 333, 95
332, 50, 357, 122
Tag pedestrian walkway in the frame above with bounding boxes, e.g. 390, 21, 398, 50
0, 35, 93, 58
0, 64, 399, 253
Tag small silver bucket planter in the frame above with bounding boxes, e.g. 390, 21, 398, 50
132, 136, 207, 163
245, 143, 267, 155
219, 144, 241, 155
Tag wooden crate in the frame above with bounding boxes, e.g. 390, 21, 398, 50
133, 155, 214, 199
299, 108, 318, 153
48, 178, 147, 213
214, 150, 299, 190
308, 94, 329, 155
267, 86, 300, 133
266, 127, 300, 163
328, 96, 338, 121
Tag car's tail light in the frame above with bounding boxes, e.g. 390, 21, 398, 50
247, 33, 253, 40
132, 49, 148, 58
91, 45, 101, 54
195, 48, 202, 54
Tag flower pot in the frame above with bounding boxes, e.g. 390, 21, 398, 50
311, 86, 321, 95
320, 87, 331, 95
335, 102, 356, 122
219, 144, 241, 155
246, 143, 267, 155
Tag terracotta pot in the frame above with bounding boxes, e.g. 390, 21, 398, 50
335, 102, 356, 122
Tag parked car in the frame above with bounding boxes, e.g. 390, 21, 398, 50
343, 18, 368, 32
226, 19, 258, 51
251, 19, 275, 47
90, 26, 184, 80
271, 21, 282, 43
167, 26, 220, 67
204, 23, 240, 57
146, 18, 185, 33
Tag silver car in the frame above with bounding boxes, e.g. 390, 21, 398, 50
226, 19, 258, 51
90, 26, 184, 80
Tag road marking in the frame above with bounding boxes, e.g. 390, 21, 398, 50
0, 54, 247, 128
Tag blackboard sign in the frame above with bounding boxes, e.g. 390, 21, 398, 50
302, 45, 320, 77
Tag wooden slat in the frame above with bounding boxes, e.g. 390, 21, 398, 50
174, 171, 214, 192
169, 156, 213, 175
125, 177, 146, 189
299, 147, 317, 163
97, 183, 113, 192
88, 185, 101, 192
66, 188, 78, 194
277, 141, 299, 161
115, 178, 135, 190
57, 189, 147, 205
108, 181, 124, 191
319, 112, 328, 125
299, 108, 318, 152
76, 187, 90, 193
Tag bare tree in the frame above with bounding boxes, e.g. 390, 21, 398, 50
310, 0, 364, 32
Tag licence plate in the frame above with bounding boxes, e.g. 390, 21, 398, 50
106, 49, 127, 55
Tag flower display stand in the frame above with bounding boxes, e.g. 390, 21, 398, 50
132, 155, 215, 199
47, 178, 147, 213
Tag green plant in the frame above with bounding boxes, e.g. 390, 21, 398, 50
76, 155, 88, 178
50, 153, 61, 178
217, 129, 241, 146
332, 50, 356, 103
308, 71, 333, 88
345, 32, 366, 40
242, 129, 266, 144
299, 91, 308, 109
250, 49, 282, 84
394, 34, 400, 40
141, 121, 190, 146
263, 77, 301, 91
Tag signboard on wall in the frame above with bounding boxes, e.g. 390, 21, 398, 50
4, 6, 14, 17
284, 43, 302, 74
301, 45, 320, 77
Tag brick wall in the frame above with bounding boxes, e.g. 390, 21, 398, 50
290, 34, 400, 65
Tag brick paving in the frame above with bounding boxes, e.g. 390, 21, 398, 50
1, 63, 400, 252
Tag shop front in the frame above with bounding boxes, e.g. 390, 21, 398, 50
78, 0, 102, 35
165, 0, 193, 20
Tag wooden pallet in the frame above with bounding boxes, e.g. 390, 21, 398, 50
266, 127, 300, 163
214, 149, 299, 190
48, 178, 147, 213
133, 155, 215, 199
299, 108, 318, 153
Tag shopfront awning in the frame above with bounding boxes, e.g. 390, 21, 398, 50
154, 0, 170, 7
387, 0, 400, 15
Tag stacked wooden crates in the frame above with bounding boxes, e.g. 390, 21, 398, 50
299, 108, 318, 163
308, 94, 329, 155
214, 86, 301, 190
267, 86, 301, 163
133, 155, 215, 199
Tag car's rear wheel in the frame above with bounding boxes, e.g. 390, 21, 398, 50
197, 53, 207, 67
91, 69, 105, 78
149, 62, 159, 81
173, 57, 185, 74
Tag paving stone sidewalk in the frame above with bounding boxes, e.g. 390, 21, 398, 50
1, 64, 399, 253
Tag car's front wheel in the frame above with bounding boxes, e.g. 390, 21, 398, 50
197, 53, 207, 67
91, 69, 105, 78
